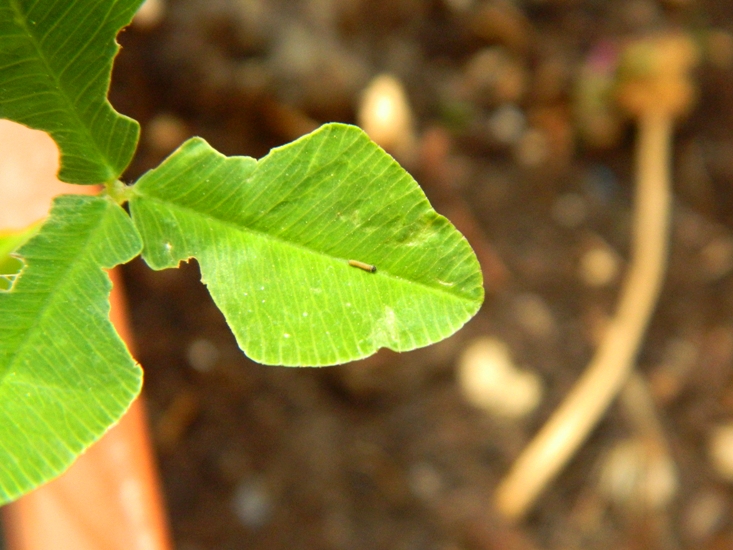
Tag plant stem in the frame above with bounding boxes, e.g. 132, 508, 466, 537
105, 179, 135, 204
494, 110, 673, 521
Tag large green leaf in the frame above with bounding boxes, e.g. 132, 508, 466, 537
0, 194, 142, 504
0, 0, 142, 184
130, 123, 484, 366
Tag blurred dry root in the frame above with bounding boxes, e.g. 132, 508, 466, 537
494, 31, 698, 521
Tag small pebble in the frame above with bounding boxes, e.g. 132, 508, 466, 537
488, 104, 526, 145
579, 242, 620, 287
599, 438, 678, 511
133, 0, 165, 29
146, 114, 189, 155
708, 423, 733, 482
270, 23, 318, 80
457, 337, 543, 418
358, 74, 416, 161
407, 462, 443, 502
232, 477, 273, 529
512, 293, 556, 340
186, 338, 220, 373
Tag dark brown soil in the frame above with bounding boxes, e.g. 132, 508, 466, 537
111, 1, 733, 548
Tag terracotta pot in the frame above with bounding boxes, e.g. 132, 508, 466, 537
0, 120, 172, 550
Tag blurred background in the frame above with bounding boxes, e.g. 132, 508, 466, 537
112, 0, 733, 548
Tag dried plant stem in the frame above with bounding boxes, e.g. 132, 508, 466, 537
494, 111, 673, 521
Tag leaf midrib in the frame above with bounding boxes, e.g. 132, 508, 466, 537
137, 194, 481, 305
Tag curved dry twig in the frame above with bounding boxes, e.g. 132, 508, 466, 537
495, 110, 674, 520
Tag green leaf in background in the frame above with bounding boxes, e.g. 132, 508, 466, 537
0, 195, 142, 505
0, 222, 40, 290
0, 0, 143, 184
130, 123, 484, 367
